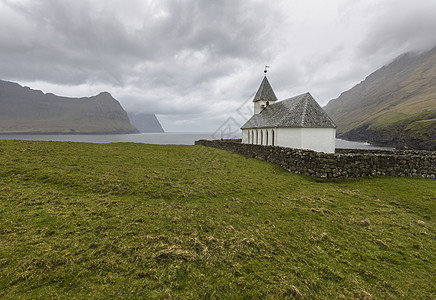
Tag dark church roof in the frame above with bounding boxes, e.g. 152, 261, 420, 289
241, 92, 336, 129
253, 76, 278, 102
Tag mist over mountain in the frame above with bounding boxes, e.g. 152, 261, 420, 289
127, 112, 164, 133
0, 80, 138, 134
324, 47, 436, 150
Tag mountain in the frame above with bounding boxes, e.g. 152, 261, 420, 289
324, 47, 436, 150
0, 80, 139, 134
127, 112, 164, 133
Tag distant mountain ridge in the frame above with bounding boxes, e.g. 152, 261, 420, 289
0, 80, 139, 134
324, 47, 436, 150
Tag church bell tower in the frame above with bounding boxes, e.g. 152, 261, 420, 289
253, 67, 278, 114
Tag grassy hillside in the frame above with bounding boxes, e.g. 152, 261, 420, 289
0, 141, 435, 298
0, 80, 138, 134
324, 47, 436, 150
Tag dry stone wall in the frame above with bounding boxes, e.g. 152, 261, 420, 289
195, 140, 436, 179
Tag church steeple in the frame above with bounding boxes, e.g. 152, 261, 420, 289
253, 74, 277, 114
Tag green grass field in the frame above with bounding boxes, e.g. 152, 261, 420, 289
0, 140, 435, 299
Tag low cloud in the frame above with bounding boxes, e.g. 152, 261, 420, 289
356, 0, 436, 62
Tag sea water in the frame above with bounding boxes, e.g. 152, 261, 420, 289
0, 133, 393, 150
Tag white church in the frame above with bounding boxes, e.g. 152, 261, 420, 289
241, 75, 337, 153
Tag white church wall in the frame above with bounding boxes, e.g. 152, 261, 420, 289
243, 127, 335, 153
300, 128, 336, 153
265, 129, 271, 146
275, 128, 336, 153
242, 130, 249, 143
261, 129, 269, 146
242, 128, 275, 145
276, 128, 302, 149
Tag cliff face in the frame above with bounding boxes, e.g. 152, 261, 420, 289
0, 80, 139, 134
324, 47, 436, 150
127, 112, 165, 133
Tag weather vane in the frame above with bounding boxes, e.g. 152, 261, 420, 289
264, 65, 270, 74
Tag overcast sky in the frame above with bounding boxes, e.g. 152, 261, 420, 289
1, 0, 436, 132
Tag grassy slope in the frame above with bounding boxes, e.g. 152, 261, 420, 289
0, 141, 435, 299
403, 118, 436, 141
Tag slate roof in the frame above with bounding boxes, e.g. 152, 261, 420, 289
253, 76, 278, 102
241, 92, 336, 129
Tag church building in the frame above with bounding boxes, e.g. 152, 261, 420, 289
241, 75, 336, 153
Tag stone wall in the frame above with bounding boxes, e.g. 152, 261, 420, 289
195, 140, 436, 179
